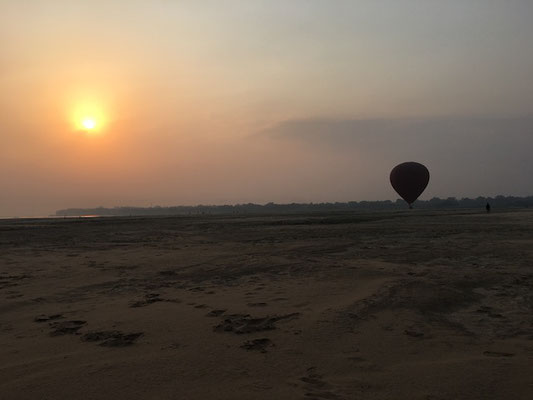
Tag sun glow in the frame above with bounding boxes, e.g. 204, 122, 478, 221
71, 99, 108, 133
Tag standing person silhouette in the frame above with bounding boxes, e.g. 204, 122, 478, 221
486, 202, 491, 213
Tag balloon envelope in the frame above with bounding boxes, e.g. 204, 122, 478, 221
390, 162, 430, 206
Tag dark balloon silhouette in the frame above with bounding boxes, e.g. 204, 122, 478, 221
390, 162, 430, 208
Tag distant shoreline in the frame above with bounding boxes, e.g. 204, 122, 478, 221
0, 215, 103, 220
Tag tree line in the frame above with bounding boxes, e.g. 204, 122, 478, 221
55, 195, 533, 216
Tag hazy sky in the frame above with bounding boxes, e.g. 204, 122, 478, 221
2, 1, 533, 216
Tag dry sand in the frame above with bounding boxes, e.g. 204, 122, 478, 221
1, 209, 533, 399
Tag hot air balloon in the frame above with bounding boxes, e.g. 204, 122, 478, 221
390, 162, 430, 208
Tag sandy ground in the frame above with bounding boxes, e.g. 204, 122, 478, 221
1, 209, 533, 399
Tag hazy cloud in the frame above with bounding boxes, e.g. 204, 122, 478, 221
261, 116, 533, 198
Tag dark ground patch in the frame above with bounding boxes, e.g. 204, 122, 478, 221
241, 338, 272, 352
49, 320, 86, 336
214, 313, 299, 334
206, 309, 226, 317
34, 314, 63, 323
130, 293, 179, 307
82, 330, 143, 347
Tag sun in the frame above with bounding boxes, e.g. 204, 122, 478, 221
82, 118, 96, 130
71, 99, 107, 133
